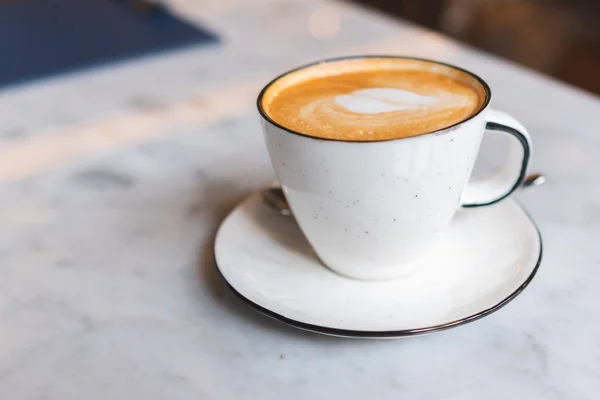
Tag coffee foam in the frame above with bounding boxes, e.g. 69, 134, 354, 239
262, 58, 487, 141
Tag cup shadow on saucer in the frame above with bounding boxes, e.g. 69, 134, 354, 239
195, 187, 351, 342
251, 197, 318, 263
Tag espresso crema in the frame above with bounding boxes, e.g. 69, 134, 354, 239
261, 58, 487, 141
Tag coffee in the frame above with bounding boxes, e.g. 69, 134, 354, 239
261, 58, 487, 141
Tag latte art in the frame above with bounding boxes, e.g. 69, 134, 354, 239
335, 88, 441, 113
262, 58, 487, 141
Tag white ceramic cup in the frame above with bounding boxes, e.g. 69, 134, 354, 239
258, 56, 531, 280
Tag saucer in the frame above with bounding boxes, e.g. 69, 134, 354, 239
215, 192, 542, 338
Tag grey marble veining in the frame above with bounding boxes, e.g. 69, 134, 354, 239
1, 0, 599, 399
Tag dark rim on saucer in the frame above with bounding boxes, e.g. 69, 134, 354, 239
256, 55, 492, 143
215, 202, 542, 338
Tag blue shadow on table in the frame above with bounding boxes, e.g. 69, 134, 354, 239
0, 0, 219, 89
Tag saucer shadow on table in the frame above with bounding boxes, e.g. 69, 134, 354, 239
0, 0, 218, 88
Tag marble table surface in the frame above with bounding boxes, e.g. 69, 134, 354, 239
1, 0, 599, 399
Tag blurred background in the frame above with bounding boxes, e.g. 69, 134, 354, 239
2, 0, 600, 95
352, 0, 600, 95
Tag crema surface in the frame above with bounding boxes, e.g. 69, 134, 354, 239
262, 58, 487, 141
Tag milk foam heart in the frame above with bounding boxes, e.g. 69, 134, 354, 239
262, 58, 486, 141
335, 88, 439, 114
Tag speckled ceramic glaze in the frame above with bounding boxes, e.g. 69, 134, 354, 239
215, 193, 542, 338
259, 57, 532, 280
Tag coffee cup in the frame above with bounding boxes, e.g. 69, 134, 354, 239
257, 56, 531, 280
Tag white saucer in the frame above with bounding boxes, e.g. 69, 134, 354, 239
215, 192, 542, 338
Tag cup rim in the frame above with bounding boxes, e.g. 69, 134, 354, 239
256, 55, 492, 143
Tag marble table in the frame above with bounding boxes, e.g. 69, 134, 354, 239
1, 0, 599, 399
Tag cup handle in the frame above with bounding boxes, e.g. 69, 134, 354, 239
460, 109, 532, 208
